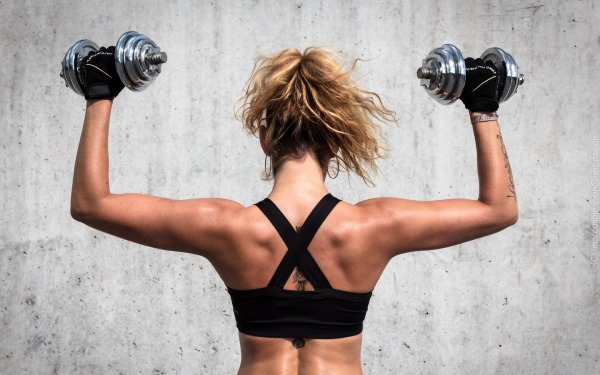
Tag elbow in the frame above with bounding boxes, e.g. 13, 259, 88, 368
70, 199, 100, 224
70, 204, 90, 223
496, 205, 519, 230
70, 191, 110, 223
504, 210, 519, 228
71, 193, 113, 224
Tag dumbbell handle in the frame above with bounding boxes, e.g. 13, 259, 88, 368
417, 66, 524, 85
146, 52, 167, 65
416, 67, 434, 79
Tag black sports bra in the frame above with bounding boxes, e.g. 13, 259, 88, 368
227, 194, 373, 339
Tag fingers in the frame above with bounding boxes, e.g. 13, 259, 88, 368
465, 57, 498, 76
484, 60, 498, 75
83, 46, 116, 79
465, 58, 486, 70
465, 57, 477, 69
85, 46, 115, 58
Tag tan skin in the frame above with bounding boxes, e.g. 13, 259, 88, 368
72, 99, 518, 374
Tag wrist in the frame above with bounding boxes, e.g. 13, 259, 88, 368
84, 82, 114, 101
85, 99, 113, 113
469, 112, 498, 124
469, 111, 497, 115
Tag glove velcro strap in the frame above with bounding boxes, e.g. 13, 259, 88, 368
467, 98, 499, 113
84, 83, 112, 100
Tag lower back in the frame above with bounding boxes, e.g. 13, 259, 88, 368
237, 333, 364, 375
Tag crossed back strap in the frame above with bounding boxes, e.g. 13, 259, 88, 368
255, 194, 340, 290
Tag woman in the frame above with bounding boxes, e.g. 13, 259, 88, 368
71, 46, 517, 374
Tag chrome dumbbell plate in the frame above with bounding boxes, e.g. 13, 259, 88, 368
115, 31, 167, 92
60, 39, 99, 96
480, 47, 523, 103
417, 44, 466, 105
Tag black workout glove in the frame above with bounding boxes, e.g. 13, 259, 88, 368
459, 58, 499, 112
80, 46, 124, 100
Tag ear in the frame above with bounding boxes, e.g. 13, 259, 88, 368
259, 126, 270, 156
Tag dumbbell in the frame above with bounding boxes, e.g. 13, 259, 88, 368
416, 44, 524, 105
60, 31, 167, 96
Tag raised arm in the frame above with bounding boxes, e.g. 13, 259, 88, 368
360, 58, 518, 256
70, 49, 242, 257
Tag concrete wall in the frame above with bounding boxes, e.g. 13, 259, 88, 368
1, 0, 598, 373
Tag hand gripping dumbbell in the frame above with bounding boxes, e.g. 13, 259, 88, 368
60, 31, 167, 96
416, 44, 524, 105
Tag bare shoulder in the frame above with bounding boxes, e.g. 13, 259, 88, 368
185, 197, 247, 220
342, 198, 415, 256
352, 196, 517, 256
174, 197, 259, 251
318, 198, 404, 260
328, 198, 400, 233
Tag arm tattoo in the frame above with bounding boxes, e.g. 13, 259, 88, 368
496, 125, 516, 200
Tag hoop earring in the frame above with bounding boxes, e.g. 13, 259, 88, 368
264, 155, 272, 178
328, 158, 340, 179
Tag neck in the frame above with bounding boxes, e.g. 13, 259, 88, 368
269, 154, 329, 201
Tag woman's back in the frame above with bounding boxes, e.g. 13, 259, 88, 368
209, 188, 387, 375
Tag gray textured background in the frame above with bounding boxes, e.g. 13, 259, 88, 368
1, 0, 599, 374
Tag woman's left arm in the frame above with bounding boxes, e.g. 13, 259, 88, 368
71, 100, 242, 256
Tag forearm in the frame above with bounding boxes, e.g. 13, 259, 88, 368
71, 99, 113, 217
471, 112, 518, 219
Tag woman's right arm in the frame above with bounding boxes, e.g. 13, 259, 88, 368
357, 116, 518, 256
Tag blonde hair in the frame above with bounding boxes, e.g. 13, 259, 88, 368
236, 47, 397, 185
